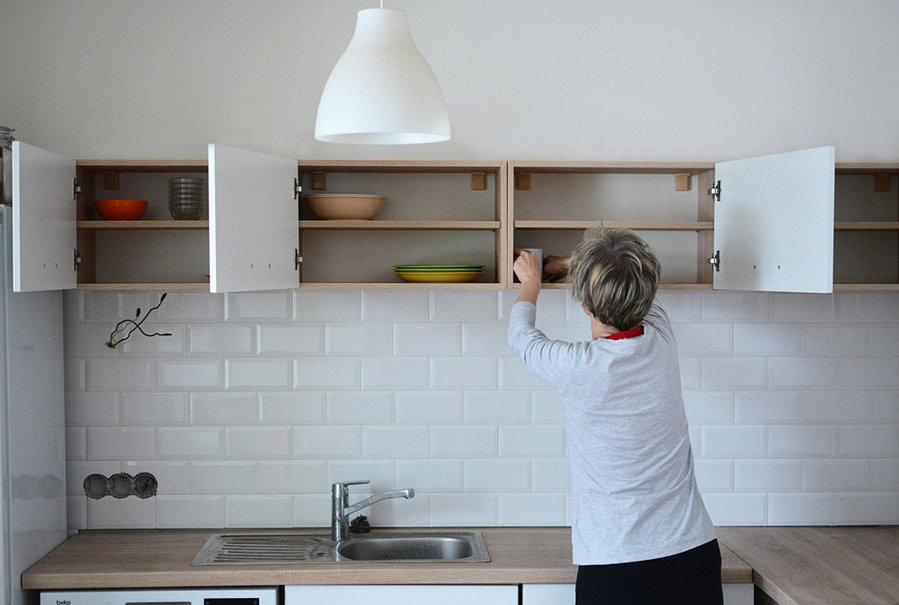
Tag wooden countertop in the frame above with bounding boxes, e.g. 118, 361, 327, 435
22, 527, 751, 589
717, 526, 899, 605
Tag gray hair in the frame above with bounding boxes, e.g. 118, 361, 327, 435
567, 227, 660, 331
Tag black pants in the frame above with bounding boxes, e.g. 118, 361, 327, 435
575, 539, 724, 605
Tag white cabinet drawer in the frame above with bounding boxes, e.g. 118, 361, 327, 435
285, 585, 517, 605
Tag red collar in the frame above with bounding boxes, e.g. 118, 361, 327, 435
603, 326, 644, 340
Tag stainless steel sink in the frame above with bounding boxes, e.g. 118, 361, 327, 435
192, 531, 489, 565
336, 533, 488, 562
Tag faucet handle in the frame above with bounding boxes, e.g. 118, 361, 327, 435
332, 480, 369, 498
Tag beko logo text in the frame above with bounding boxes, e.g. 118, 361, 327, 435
56, 600, 71, 605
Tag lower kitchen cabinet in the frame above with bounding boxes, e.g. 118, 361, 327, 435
284, 585, 517, 605
521, 583, 753, 605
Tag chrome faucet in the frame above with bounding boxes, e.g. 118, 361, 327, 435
331, 480, 415, 541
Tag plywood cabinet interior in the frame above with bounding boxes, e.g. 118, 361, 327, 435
18, 151, 896, 293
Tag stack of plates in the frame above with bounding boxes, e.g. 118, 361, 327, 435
393, 264, 485, 283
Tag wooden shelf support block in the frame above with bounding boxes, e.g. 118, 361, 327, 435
874, 174, 891, 192
311, 172, 327, 190
675, 173, 691, 192
471, 172, 487, 191
516, 172, 532, 191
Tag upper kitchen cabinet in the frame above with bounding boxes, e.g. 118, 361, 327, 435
208, 144, 299, 293
296, 161, 506, 289
509, 146, 881, 293
11, 142, 77, 292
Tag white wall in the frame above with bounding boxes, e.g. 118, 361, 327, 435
1, 1, 897, 530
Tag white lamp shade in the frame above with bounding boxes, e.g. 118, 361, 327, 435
315, 8, 451, 144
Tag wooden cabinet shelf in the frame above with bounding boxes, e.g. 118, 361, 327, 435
15, 146, 892, 293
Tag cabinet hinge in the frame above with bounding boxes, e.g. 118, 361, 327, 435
707, 250, 720, 271
295, 248, 302, 271
294, 178, 302, 200
708, 180, 721, 202
73, 178, 82, 200
73, 249, 82, 271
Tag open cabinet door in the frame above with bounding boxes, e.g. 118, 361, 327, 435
208, 144, 299, 293
11, 142, 77, 292
712, 146, 834, 293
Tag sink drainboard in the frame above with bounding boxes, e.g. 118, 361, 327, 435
193, 534, 334, 565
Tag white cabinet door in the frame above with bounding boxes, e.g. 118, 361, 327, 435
208, 144, 299, 292
713, 146, 834, 293
285, 585, 517, 605
521, 583, 752, 605
11, 141, 77, 292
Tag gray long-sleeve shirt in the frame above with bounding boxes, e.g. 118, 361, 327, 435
508, 300, 715, 564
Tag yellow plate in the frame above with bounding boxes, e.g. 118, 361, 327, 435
395, 271, 482, 283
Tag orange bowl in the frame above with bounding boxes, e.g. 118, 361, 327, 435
95, 199, 148, 220
305, 194, 385, 220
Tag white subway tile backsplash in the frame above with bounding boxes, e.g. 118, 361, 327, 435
801, 459, 868, 491
734, 392, 803, 424
327, 392, 394, 424
294, 426, 362, 458
769, 426, 836, 457
363, 427, 430, 457
673, 323, 733, 355
396, 323, 461, 356
532, 458, 571, 492
295, 291, 362, 321
768, 493, 834, 525
66, 392, 120, 426
465, 459, 530, 491
770, 293, 835, 323
295, 358, 361, 389
869, 324, 899, 354
64, 289, 899, 530
395, 391, 463, 424
123, 392, 188, 425
429, 493, 497, 526
501, 425, 567, 458
700, 292, 768, 322
225, 495, 292, 527
189, 461, 257, 494
226, 359, 291, 389
838, 425, 899, 456
701, 426, 767, 458
433, 291, 498, 322
189, 325, 254, 354
225, 292, 292, 320
87, 496, 157, 529
259, 460, 327, 493
86, 358, 154, 391
158, 359, 222, 389
226, 427, 291, 458
157, 427, 224, 458
396, 460, 464, 491
769, 358, 836, 389
499, 493, 567, 526
835, 492, 899, 524
431, 357, 498, 390
327, 322, 394, 356
190, 392, 258, 425
258, 324, 323, 355
465, 391, 531, 423
157, 495, 224, 528
837, 357, 899, 389
734, 324, 801, 355
701, 358, 767, 390
361, 358, 428, 390
735, 460, 801, 491
260, 392, 326, 424
431, 426, 497, 458
87, 427, 156, 459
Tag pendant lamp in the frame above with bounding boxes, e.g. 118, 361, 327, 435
315, 6, 451, 144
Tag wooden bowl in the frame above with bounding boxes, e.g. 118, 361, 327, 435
305, 194, 385, 220
95, 199, 148, 220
